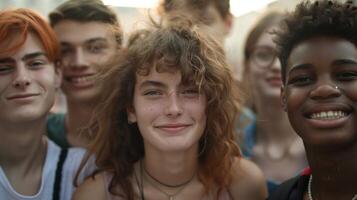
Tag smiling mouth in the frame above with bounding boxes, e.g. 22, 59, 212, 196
309, 110, 349, 120
65, 75, 95, 83
7, 93, 39, 100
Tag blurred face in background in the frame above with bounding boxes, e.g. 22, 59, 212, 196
53, 20, 117, 104
247, 27, 282, 105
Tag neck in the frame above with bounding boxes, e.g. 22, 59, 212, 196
143, 144, 198, 187
0, 120, 47, 178
255, 99, 296, 144
65, 100, 96, 147
307, 144, 357, 199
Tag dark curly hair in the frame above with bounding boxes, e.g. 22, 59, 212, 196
275, 0, 357, 83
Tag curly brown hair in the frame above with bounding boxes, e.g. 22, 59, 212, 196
81, 19, 242, 199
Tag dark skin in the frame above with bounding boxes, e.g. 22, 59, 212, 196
281, 36, 357, 200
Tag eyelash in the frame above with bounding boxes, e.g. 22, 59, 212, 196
287, 75, 313, 86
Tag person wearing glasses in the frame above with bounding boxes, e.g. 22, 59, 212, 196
239, 11, 307, 194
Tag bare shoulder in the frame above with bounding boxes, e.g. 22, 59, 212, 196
72, 172, 107, 200
228, 157, 268, 200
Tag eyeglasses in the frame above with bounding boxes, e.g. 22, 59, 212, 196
250, 46, 278, 68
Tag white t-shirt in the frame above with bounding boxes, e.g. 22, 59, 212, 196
0, 140, 93, 200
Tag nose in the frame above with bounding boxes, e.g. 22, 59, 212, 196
12, 65, 31, 89
164, 92, 183, 118
270, 57, 281, 72
310, 80, 341, 100
70, 48, 88, 69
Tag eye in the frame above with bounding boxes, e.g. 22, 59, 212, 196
28, 59, 47, 69
287, 75, 313, 86
88, 43, 107, 54
336, 71, 357, 81
143, 90, 163, 97
0, 64, 13, 74
181, 88, 199, 98
60, 46, 73, 55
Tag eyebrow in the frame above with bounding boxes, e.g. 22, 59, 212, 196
0, 52, 47, 63
60, 38, 108, 47
287, 63, 312, 75
139, 80, 166, 89
333, 59, 357, 66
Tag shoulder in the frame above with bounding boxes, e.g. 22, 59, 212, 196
229, 157, 268, 200
268, 174, 308, 200
73, 173, 107, 200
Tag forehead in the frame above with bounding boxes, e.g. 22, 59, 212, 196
0, 32, 45, 59
53, 20, 114, 44
255, 26, 277, 47
287, 37, 357, 68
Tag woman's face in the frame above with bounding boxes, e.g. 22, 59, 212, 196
128, 69, 207, 153
247, 27, 282, 105
282, 36, 357, 150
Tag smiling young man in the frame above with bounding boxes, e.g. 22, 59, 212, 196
0, 8, 91, 200
47, 0, 123, 148
268, 1, 357, 199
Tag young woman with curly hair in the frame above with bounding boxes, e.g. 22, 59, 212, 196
73, 20, 267, 200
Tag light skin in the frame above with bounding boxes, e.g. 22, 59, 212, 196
53, 20, 118, 147
282, 36, 357, 200
0, 32, 61, 195
73, 69, 267, 200
246, 28, 306, 182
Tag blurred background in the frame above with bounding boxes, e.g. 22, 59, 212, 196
0, 0, 350, 79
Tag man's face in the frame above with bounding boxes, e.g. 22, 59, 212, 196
0, 32, 61, 124
53, 20, 118, 104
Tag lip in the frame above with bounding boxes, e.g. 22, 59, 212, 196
7, 93, 40, 101
64, 73, 96, 88
266, 76, 282, 87
303, 103, 352, 129
155, 123, 192, 134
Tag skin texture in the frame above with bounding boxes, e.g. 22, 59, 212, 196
281, 36, 357, 200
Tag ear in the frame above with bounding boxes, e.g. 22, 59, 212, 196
54, 65, 62, 89
280, 85, 287, 112
127, 106, 137, 124
224, 13, 233, 35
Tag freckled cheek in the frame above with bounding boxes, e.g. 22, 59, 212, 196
136, 103, 163, 120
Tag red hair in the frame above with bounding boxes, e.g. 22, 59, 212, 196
0, 8, 59, 62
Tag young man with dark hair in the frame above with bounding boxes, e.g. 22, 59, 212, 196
47, 0, 123, 148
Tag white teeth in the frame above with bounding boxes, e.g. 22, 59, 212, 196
67, 76, 93, 83
310, 111, 347, 120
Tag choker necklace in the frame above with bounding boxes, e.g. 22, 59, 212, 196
143, 165, 195, 188
141, 160, 195, 200
308, 175, 357, 200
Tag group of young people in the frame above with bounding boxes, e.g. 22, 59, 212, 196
0, 0, 356, 200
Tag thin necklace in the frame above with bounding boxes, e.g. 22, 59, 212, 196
143, 166, 194, 188
141, 160, 195, 200
308, 175, 357, 200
